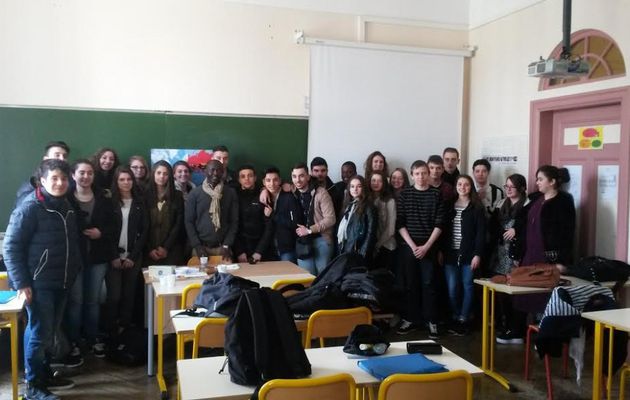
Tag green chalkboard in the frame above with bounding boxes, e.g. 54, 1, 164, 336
0, 106, 308, 228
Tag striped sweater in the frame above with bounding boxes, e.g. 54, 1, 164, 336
395, 186, 444, 245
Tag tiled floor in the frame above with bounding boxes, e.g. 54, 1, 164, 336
0, 326, 625, 399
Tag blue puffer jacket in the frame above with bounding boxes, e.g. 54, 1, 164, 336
3, 188, 82, 290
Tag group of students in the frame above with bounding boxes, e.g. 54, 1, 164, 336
2, 140, 575, 400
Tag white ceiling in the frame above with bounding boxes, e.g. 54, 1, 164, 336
224, 0, 546, 29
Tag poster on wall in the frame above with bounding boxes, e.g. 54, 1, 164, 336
481, 135, 528, 182
151, 149, 213, 186
578, 126, 603, 150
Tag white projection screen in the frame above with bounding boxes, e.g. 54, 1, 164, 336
308, 45, 464, 181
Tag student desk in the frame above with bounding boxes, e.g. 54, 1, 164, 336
176, 341, 483, 400
581, 308, 630, 400
148, 261, 313, 399
0, 293, 25, 400
474, 276, 606, 391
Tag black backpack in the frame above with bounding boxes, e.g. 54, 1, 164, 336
224, 288, 311, 387
193, 272, 260, 316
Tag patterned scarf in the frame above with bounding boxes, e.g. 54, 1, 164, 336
202, 179, 223, 231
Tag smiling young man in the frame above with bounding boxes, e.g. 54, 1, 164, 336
396, 160, 444, 339
292, 162, 336, 275
4, 159, 82, 399
233, 165, 274, 263
16, 141, 71, 206
184, 159, 239, 263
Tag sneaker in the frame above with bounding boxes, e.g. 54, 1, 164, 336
65, 346, 84, 368
428, 322, 439, 340
448, 321, 467, 337
43, 374, 75, 391
92, 341, 106, 358
25, 381, 60, 400
396, 319, 418, 335
496, 330, 524, 344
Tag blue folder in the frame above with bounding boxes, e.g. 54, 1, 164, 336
0, 291, 17, 304
357, 353, 447, 380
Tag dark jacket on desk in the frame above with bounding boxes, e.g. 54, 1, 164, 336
111, 197, 149, 262
233, 188, 274, 258
185, 185, 239, 249
4, 188, 83, 290
272, 191, 302, 254
68, 189, 116, 265
514, 191, 576, 264
443, 202, 487, 265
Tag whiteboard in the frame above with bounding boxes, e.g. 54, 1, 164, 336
308, 45, 464, 181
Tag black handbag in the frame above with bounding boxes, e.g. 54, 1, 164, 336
295, 237, 313, 260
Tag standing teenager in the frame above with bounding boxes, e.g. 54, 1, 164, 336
443, 175, 486, 335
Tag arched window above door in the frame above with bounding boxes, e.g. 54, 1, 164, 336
540, 29, 625, 90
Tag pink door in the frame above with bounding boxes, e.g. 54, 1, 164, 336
551, 104, 624, 260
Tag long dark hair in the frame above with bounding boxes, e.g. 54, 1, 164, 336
499, 173, 527, 219
92, 147, 120, 174
111, 167, 139, 206
368, 171, 393, 202
343, 175, 369, 217
146, 160, 176, 208
536, 165, 570, 190
364, 151, 390, 178
455, 174, 481, 208
390, 167, 410, 189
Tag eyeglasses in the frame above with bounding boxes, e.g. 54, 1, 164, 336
503, 185, 516, 190
130, 166, 146, 170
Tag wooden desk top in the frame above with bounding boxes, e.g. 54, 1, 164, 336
582, 308, 630, 332
0, 294, 25, 314
177, 342, 482, 400
152, 261, 313, 297
474, 275, 617, 295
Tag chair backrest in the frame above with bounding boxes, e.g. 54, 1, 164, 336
181, 282, 202, 309
271, 277, 315, 297
187, 256, 200, 266
0, 272, 9, 291
377, 370, 473, 400
304, 307, 372, 349
259, 373, 356, 400
192, 317, 228, 358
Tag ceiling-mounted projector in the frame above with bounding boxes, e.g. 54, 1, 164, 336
528, 57, 589, 78
528, 0, 590, 79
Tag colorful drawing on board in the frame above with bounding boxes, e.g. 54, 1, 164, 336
150, 149, 213, 186
578, 126, 603, 150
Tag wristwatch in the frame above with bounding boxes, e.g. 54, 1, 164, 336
307, 228, 312, 235
222, 244, 229, 249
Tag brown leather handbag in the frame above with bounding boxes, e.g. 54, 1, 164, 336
506, 264, 561, 288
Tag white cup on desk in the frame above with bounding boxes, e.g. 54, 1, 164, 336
199, 256, 208, 271
160, 273, 176, 287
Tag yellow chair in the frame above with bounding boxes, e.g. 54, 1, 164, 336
377, 370, 473, 400
191, 317, 228, 358
271, 276, 315, 297
619, 363, 630, 400
304, 307, 372, 349
259, 373, 356, 400
175, 283, 202, 360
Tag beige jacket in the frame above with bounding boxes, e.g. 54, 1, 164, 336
306, 186, 336, 244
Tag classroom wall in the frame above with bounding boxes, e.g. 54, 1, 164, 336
0, 0, 467, 117
467, 0, 630, 261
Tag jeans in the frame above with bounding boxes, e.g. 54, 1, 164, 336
297, 236, 333, 275
66, 263, 108, 343
399, 245, 437, 324
278, 251, 297, 264
24, 288, 67, 382
444, 262, 474, 322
